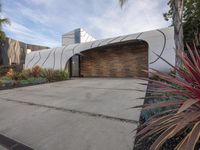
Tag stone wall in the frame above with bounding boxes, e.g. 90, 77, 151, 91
80, 42, 148, 78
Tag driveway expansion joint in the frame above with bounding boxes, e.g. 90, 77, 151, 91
54, 86, 143, 91
0, 97, 138, 124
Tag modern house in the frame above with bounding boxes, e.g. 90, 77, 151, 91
25, 27, 175, 78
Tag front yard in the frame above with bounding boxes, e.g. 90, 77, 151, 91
0, 65, 68, 90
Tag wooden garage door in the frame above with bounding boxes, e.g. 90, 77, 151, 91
80, 42, 148, 78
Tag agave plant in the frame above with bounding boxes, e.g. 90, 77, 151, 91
137, 44, 200, 150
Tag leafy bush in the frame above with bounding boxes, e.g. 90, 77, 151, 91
22, 69, 32, 76
0, 80, 3, 87
20, 69, 32, 80
12, 72, 24, 80
41, 69, 68, 82
53, 70, 68, 81
0, 66, 9, 77
20, 77, 47, 85
6, 68, 15, 79
0, 65, 22, 77
0, 65, 68, 89
136, 45, 200, 150
0, 79, 16, 87
5, 68, 27, 80
40, 69, 55, 82
0, 76, 12, 81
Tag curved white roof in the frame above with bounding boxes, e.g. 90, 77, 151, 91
25, 27, 175, 72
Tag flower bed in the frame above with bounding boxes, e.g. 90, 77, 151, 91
0, 65, 68, 90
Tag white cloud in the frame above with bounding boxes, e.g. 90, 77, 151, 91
4, 21, 60, 47
87, 0, 170, 38
3, 0, 170, 47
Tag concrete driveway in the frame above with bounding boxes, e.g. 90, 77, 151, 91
0, 78, 147, 150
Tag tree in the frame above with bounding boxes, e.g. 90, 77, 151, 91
0, 2, 10, 65
164, 0, 200, 47
119, 0, 184, 66
183, 0, 200, 47
170, 0, 184, 66
0, 18, 10, 40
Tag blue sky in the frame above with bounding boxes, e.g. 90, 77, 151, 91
2, 0, 171, 47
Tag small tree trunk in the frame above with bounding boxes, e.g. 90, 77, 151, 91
0, 41, 3, 65
172, 0, 184, 66
0, 40, 8, 66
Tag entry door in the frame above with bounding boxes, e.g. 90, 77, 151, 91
71, 55, 80, 77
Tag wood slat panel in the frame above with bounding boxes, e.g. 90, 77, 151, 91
80, 43, 148, 78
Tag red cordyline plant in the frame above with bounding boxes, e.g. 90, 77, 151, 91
31, 65, 41, 77
136, 44, 200, 150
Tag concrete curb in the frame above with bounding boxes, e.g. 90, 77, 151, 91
0, 134, 34, 150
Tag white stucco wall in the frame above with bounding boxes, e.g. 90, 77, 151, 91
138, 27, 175, 73
25, 27, 175, 74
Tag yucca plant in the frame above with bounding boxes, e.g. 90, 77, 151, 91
136, 44, 200, 150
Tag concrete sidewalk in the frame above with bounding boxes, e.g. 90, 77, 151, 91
0, 78, 147, 150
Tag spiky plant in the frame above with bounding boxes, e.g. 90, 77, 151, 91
136, 44, 200, 150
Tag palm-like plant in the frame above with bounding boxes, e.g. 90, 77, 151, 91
0, 3, 10, 65
0, 17, 10, 40
0, 2, 10, 41
135, 45, 200, 149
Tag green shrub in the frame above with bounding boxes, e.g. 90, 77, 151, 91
0, 80, 3, 87
0, 79, 15, 87
0, 76, 12, 81
0, 66, 9, 77
53, 70, 68, 81
20, 77, 47, 85
0, 65, 68, 88
19, 69, 32, 80
12, 72, 23, 80
5, 69, 25, 81
0, 65, 15, 77
41, 69, 68, 82
40, 69, 55, 82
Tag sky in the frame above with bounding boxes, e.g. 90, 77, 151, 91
2, 0, 171, 48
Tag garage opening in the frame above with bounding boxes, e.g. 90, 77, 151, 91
70, 40, 148, 78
